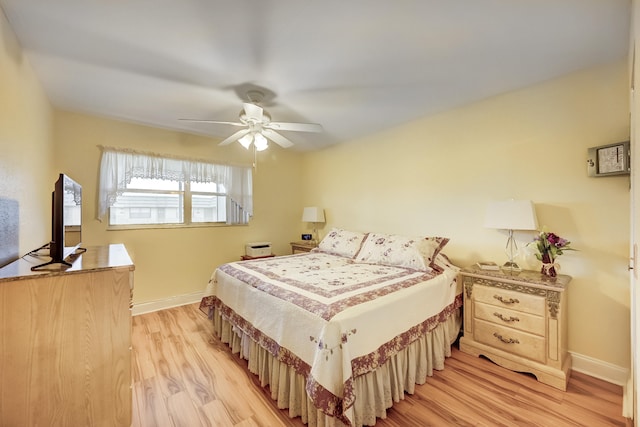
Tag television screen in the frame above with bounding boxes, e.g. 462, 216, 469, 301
31, 174, 83, 270
60, 175, 82, 253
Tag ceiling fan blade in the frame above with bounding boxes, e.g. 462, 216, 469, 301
262, 129, 294, 148
265, 121, 323, 133
243, 102, 263, 121
179, 119, 245, 127
219, 129, 250, 146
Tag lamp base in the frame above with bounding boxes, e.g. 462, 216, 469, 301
500, 261, 522, 272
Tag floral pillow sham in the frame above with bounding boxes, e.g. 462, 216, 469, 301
354, 233, 449, 271
431, 252, 459, 273
316, 228, 369, 259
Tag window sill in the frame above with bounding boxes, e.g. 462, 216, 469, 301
106, 222, 248, 231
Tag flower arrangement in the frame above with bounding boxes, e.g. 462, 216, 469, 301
531, 231, 576, 277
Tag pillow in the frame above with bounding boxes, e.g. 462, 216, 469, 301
355, 233, 449, 271
423, 236, 450, 267
431, 252, 459, 273
316, 228, 369, 259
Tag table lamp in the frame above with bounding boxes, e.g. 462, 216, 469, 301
484, 199, 538, 271
302, 207, 325, 244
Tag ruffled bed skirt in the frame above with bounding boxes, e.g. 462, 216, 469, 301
211, 307, 462, 427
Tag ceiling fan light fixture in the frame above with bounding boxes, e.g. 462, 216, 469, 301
238, 133, 253, 149
254, 132, 268, 151
181, 92, 322, 150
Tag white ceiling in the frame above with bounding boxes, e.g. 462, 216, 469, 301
0, 0, 631, 151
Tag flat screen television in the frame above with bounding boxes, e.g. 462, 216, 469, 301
31, 173, 83, 270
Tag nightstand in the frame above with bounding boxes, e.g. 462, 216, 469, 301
290, 241, 317, 254
459, 265, 571, 390
241, 254, 275, 261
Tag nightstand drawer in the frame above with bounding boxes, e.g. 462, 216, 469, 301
474, 301, 545, 336
474, 319, 546, 363
473, 284, 545, 316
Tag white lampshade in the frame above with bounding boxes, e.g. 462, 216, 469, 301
302, 207, 325, 223
238, 133, 253, 149
254, 133, 268, 151
484, 200, 538, 231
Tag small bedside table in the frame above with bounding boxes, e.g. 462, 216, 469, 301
290, 241, 317, 254
459, 265, 571, 390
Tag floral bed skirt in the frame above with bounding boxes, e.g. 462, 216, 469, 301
211, 306, 462, 427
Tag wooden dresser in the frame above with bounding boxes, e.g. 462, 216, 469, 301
459, 265, 571, 390
0, 244, 134, 426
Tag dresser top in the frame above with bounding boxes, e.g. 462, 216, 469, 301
461, 264, 571, 290
0, 244, 134, 282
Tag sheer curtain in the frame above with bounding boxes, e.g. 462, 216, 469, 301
97, 146, 253, 224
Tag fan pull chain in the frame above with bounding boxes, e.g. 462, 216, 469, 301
253, 144, 258, 172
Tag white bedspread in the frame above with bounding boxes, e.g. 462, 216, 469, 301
201, 252, 461, 425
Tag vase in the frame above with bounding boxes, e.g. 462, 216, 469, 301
540, 252, 557, 277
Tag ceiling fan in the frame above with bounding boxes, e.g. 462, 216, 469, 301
180, 90, 323, 151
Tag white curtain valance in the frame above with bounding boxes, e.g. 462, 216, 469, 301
97, 146, 253, 224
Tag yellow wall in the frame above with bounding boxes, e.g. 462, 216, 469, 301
302, 61, 631, 369
53, 111, 304, 304
1, 4, 631, 372
0, 10, 54, 258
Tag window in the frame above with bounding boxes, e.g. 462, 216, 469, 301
97, 147, 252, 227
190, 181, 227, 223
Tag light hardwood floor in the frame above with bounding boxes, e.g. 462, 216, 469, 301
132, 303, 631, 427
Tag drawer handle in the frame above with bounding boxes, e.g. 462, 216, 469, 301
493, 312, 520, 323
493, 295, 519, 305
493, 332, 520, 345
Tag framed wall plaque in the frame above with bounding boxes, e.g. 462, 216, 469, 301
587, 141, 630, 177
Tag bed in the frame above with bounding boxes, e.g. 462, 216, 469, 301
199, 229, 463, 427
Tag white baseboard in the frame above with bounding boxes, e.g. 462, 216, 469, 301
570, 351, 629, 386
132, 291, 203, 316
